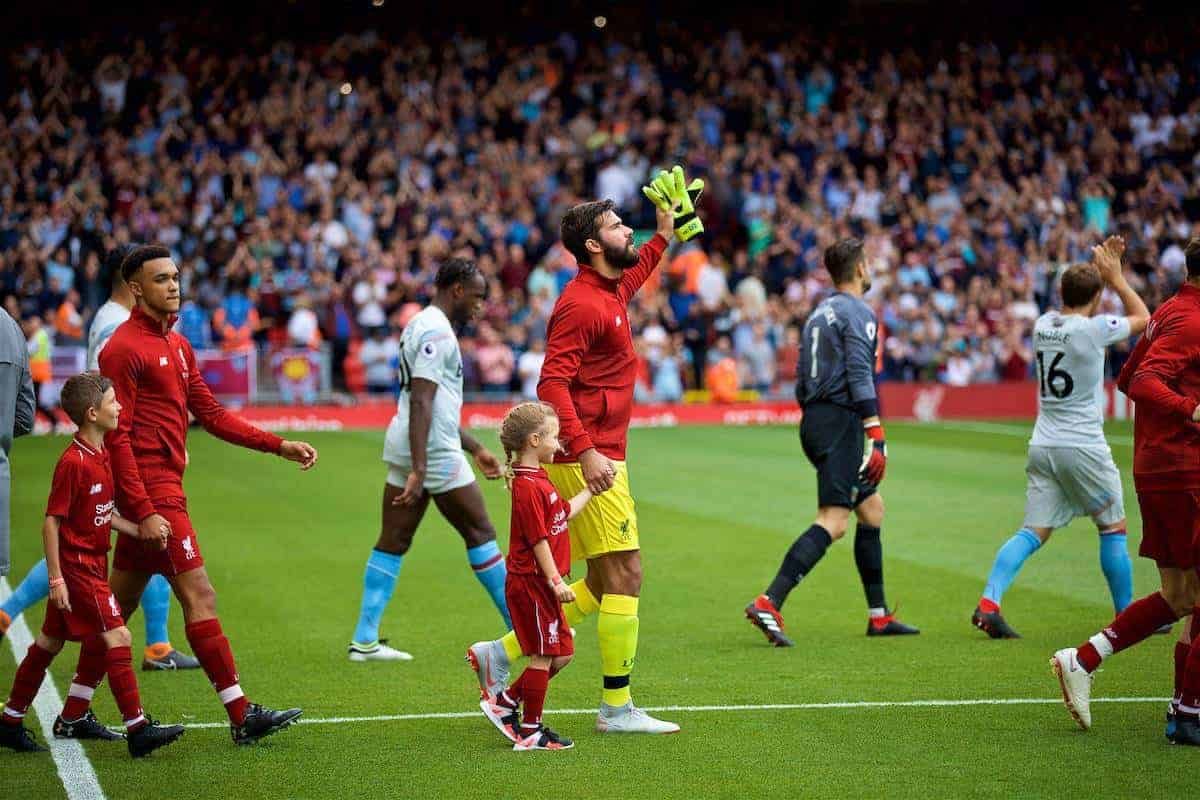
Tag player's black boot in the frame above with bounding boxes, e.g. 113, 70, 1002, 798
971, 606, 1021, 639
745, 595, 794, 647
127, 717, 185, 758
54, 710, 124, 741
0, 723, 48, 752
867, 610, 920, 636
1171, 713, 1200, 746
231, 703, 302, 745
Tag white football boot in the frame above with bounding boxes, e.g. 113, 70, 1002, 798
1051, 647, 1093, 730
347, 640, 413, 662
596, 702, 680, 734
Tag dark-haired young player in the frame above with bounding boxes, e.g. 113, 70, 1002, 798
100, 244, 318, 745
347, 259, 511, 662
745, 237, 919, 646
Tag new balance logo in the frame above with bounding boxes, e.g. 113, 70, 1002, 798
182, 536, 196, 560
159, 356, 169, 366
615, 315, 623, 327
549, 492, 558, 503
89, 483, 103, 495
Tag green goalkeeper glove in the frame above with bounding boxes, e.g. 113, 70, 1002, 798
642, 164, 705, 242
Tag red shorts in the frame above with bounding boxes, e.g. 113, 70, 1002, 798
506, 573, 574, 657
1137, 490, 1200, 570
42, 554, 124, 642
113, 496, 205, 576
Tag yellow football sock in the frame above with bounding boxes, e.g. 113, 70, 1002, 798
563, 579, 600, 627
499, 579, 598, 664
500, 630, 523, 663
598, 594, 639, 707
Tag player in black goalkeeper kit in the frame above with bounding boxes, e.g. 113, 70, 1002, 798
744, 238, 919, 646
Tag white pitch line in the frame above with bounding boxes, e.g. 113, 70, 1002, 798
176, 695, 1169, 729
1, 577, 106, 800
929, 421, 1134, 447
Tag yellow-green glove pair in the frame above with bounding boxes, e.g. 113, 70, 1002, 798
642, 165, 705, 242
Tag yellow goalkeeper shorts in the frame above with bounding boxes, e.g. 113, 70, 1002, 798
544, 461, 639, 561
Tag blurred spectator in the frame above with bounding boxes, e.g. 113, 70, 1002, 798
741, 323, 775, 394
706, 335, 740, 403
287, 295, 323, 350
213, 277, 259, 353
22, 316, 53, 421
54, 290, 84, 346
178, 298, 213, 351
359, 328, 399, 395
652, 337, 685, 402
475, 323, 515, 396
517, 337, 546, 400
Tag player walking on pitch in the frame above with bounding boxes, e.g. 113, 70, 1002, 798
0, 244, 201, 673
347, 259, 510, 662
972, 237, 1149, 639
100, 245, 318, 745
1053, 238, 1200, 743
745, 238, 919, 646
469, 165, 702, 734
1, 373, 184, 757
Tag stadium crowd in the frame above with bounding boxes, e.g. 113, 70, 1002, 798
3, 20, 1200, 402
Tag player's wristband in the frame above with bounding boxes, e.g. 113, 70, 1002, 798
865, 422, 886, 442
49, 577, 65, 588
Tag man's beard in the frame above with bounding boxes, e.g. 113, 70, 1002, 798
603, 239, 640, 270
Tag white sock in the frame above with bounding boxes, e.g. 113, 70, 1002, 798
1089, 632, 1115, 661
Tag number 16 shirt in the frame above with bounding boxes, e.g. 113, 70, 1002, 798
1029, 311, 1130, 450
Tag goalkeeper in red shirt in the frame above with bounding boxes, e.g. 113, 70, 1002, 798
1052, 238, 1200, 745
469, 167, 700, 734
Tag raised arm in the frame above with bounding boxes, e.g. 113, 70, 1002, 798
1094, 237, 1149, 336
617, 233, 670, 304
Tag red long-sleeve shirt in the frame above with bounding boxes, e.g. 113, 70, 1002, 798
99, 306, 283, 522
538, 234, 668, 461
1118, 283, 1200, 491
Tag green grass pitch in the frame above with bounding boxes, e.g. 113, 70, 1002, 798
2, 421, 1192, 798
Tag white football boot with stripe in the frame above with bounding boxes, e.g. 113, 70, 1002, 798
348, 640, 413, 662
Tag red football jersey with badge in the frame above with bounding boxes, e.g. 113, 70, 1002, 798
1118, 283, 1200, 491
538, 234, 669, 462
46, 438, 115, 556
506, 466, 572, 577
